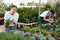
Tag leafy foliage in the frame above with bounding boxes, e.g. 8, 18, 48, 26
17, 8, 39, 23
40, 3, 51, 13
6, 4, 14, 11
0, 32, 34, 40
40, 29, 48, 36
56, 28, 60, 37
0, 0, 7, 17
30, 27, 40, 34
54, 2, 60, 17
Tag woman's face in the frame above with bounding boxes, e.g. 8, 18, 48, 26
11, 7, 17, 15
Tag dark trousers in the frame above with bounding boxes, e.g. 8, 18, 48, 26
5, 26, 17, 33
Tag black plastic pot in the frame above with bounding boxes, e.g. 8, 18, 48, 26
0, 19, 4, 25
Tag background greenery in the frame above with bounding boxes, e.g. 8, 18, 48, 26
0, 0, 7, 17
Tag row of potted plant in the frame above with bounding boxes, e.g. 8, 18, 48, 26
19, 27, 56, 40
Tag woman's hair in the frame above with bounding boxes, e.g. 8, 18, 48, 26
50, 9, 55, 14
11, 5, 17, 8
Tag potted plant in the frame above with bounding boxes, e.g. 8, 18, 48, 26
5, 19, 11, 28
41, 29, 48, 36
30, 27, 40, 35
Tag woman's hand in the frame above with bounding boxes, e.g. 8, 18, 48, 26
11, 20, 17, 25
49, 20, 54, 23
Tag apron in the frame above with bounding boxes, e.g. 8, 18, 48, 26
38, 17, 46, 24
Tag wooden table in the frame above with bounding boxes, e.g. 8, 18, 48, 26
17, 22, 38, 27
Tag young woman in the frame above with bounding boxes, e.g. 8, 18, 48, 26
38, 9, 55, 25
4, 5, 19, 32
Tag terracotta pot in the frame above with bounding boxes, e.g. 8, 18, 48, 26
5, 24, 9, 28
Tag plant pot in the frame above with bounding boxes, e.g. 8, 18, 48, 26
5, 24, 9, 28
0, 17, 4, 25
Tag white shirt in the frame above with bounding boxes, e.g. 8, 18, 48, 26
4, 11, 19, 26
40, 11, 49, 17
